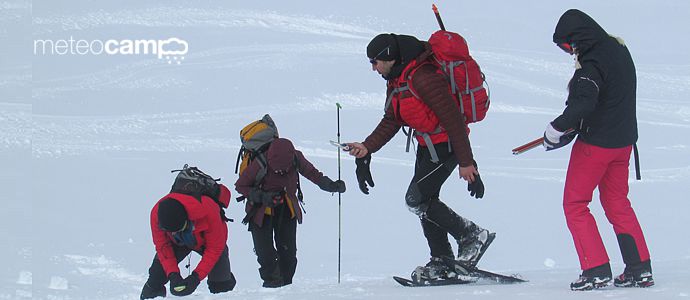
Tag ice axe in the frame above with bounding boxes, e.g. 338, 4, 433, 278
512, 129, 575, 155
432, 4, 446, 31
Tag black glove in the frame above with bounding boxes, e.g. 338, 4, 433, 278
249, 188, 283, 207
168, 272, 183, 295
170, 272, 200, 296
355, 154, 375, 194
467, 173, 485, 199
318, 176, 346, 193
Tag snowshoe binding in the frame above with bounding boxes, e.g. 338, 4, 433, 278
457, 227, 495, 267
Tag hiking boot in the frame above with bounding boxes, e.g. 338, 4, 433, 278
570, 263, 612, 291
411, 256, 464, 282
262, 279, 284, 288
457, 227, 495, 266
614, 261, 654, 288
140, 282, 166, 300
614, 271, 654, 288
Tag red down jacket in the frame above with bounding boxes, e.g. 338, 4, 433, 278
149, 184, 231, 280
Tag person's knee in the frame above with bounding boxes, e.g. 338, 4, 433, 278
277, 243, 296, 257
208, 273, 236, 294
406, 183, 430, 216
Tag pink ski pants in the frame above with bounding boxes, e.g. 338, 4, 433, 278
563, 140, 650, 270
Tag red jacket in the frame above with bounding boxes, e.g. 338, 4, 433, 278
363, 43, 474, 167
149, 184, 231, 280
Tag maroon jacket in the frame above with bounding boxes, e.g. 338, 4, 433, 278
235, 138, 324, 225
363, 43, 474, 167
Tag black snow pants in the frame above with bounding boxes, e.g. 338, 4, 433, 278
144, 245, 236, 293
405, 142, 477, 258
249, 203, 298, 286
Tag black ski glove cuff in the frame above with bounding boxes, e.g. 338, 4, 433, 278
355, 154, 375, 194
318, 176, 346, 193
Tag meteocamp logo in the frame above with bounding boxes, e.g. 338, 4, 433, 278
33, 37, 189, 64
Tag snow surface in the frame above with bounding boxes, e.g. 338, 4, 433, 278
2, 0, 690, 299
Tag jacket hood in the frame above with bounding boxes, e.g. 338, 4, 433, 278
553, 9, 608, 53
266, 138, 296, 173
386, 34, 425, 79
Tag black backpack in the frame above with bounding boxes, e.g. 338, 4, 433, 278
170, 164, 232, 222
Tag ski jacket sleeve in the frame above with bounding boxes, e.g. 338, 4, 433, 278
552, 64, 602, 132
150, 204, 180, 276
234, 160, 261, 197
294, 150, 325, 184
192, 198, 228, 280
411, 64, 474, 167
362, 90, 402, 154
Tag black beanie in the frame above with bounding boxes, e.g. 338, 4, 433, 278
158, 198, 188, 232
367, 33, 399, 61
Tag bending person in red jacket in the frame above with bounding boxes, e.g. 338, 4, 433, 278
345, 33, 492, 282
235, 137, 345, 288
140, 184, 236, 299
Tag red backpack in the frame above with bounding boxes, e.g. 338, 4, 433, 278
428, 30, 489, 124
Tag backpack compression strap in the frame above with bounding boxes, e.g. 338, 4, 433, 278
437, 59, 487, 122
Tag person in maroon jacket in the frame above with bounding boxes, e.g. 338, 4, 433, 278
140, 184, 236, 299
345, 33, 493, 282
235, 137, 345, 288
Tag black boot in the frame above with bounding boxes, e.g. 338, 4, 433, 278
140, 282, 166, 300
457, 225, 495, 266
208, 272, 237, 293
424, 200, 494, 266
261, 264, 284, 288
614, 260, 654, 288
570, 263, 612, 291
411, 256, 463, 283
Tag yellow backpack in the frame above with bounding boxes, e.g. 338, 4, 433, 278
234, 114, 278, 183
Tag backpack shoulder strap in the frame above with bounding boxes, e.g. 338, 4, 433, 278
405, 61, 440, 99
234, 146, 246, 174
254, 152, 268, 185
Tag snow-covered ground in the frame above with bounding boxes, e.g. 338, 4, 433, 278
2, 0, 690, 299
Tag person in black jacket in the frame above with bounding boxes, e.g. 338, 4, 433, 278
544, 9, 653, 290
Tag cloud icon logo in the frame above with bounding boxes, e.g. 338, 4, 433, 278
158, 37, 189, 64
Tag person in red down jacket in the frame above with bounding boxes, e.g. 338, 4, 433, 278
140, 183, 235, 299
235, 137, 345, 288
345, 33, 493, 282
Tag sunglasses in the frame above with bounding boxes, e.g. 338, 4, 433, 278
558, 42, 576, 54
161, 220, 188, 233
369, 45, 391, 65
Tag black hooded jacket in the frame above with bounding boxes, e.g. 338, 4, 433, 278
386, 34, 425, 80
552, 9, 638, 148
